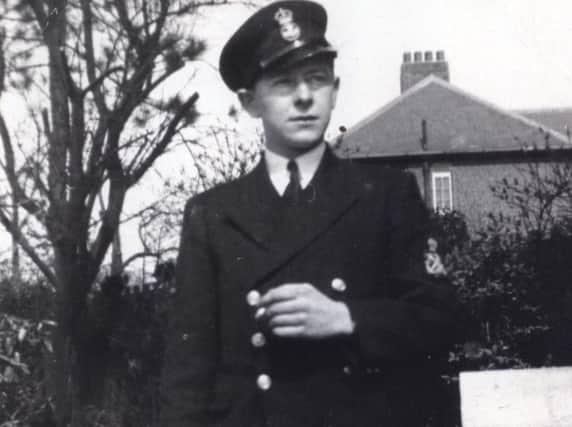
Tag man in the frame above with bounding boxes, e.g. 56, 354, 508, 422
161, 1, 459, 426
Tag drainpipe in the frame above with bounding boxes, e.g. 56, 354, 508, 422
420, 119, 432, 207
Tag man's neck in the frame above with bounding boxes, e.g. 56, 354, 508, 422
264, 142, 326, 194
265, 139, 325, 159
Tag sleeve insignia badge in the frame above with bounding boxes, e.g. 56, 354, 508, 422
424, 237, 447, 276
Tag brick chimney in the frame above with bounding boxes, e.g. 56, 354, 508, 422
400, 50, 449, 93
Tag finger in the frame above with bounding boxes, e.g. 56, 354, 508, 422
267, 313, 307, 327
271, 325, 306, 337
260, 283, 311, 306
265, 299, 306, 317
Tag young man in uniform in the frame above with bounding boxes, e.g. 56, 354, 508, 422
161, 1, 459, 426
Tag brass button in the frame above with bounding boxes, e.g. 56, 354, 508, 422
256, 373, 272, 391
246, 290, 261, 306
331, 278, 347, 292
251, 332, 266, 348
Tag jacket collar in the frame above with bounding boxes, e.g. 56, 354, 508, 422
220, 146, 361, 288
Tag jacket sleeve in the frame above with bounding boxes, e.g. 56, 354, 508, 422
160, 197, 218, 427
345, 172, 460, 363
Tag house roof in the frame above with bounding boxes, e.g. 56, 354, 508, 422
517, 108, 572, 137
336, 75, 571, 159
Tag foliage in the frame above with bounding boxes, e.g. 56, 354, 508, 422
0, 278, 55, 427
428, 209, 469, 256
429, 211, 558, 426
434, 208, 572, 381
82, 273, 173, 427
0, 1, 242, 424
0, 268, 176, 427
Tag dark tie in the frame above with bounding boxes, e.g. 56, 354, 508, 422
283, 159, 301, 204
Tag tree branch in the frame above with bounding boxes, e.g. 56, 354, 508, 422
121, 247, 177, 271
0, 207, 57, 287
26, 0, 48, 32
114, 0, 141, 51
88, 168, 126, 280
128, 92, 199, 184
80, 0, 108, 113
0, 113, 46, 221
81, 66, 122, 99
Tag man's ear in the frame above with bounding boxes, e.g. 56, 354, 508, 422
237, 89, 260, 118
331, 77, 340, 109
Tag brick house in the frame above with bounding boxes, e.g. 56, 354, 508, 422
335, 51, 572, 229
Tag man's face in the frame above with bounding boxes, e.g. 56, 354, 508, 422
239, 57, 339, 157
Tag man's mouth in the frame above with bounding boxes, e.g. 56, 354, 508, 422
290, 115, 319, 122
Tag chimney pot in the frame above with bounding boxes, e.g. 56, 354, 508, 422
400, 49, 450, 93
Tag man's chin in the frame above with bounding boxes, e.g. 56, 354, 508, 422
288, 137, 324, 153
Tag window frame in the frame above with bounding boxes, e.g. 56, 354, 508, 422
431, 171, 453, 211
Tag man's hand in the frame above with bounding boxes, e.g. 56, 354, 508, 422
257, 283, 354, 339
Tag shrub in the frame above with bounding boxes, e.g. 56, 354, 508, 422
443, 213, 551, 371
0, 273, 172, 427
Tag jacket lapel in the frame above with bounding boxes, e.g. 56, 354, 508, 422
222, 148, 361, 288
222, 159, 281, 249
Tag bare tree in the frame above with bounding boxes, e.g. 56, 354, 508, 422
138, 121, 263, 259
491, 155, 572, 237
0, 1, 255, 424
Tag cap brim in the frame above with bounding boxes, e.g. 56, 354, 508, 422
261, 43, 337, 73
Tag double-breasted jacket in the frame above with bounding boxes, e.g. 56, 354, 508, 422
161, 148, 459, 427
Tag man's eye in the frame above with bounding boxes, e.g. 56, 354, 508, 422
272, 78, 293, 87
308, 73, 330, 85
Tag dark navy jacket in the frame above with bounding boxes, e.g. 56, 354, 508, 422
161, 148, 459, 427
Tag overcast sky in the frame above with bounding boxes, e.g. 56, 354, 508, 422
185, 0, 572, 136
3, 0, 572, 263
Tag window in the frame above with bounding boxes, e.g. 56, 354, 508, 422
432, 171, 453, 211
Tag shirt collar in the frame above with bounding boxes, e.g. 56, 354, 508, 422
265, 143, 326, 195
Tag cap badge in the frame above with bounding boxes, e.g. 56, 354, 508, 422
274, 8, 301, 42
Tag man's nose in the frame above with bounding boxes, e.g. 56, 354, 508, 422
294, 81, 313, 105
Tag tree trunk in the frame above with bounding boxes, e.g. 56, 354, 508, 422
11, 194, 21, 284
51, 300, 73, 427
111, 229, 123, 276
50, 250, 99, 427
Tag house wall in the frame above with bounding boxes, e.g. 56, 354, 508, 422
363, 157, 569, 233
421, 160, 568, 231
439, 162, 518, 230
400, 163, 507, 230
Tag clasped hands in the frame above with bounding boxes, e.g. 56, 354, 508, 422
255, 283, 355, 339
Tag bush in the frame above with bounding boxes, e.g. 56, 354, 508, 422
0, 314, 54, 426
440, 213, 552, 371
428, 210, 470, 256
0, 272, 173, 427
82, 273, 174, 427
428, 211, 558, 426
0, 278, 55, 426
